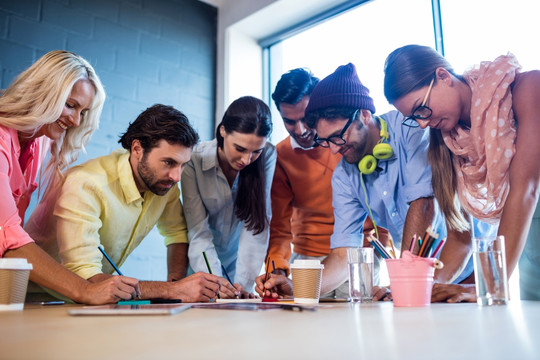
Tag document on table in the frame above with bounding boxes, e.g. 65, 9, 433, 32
67, 304, 191, 316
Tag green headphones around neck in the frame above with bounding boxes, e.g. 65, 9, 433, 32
357, 116, 394, 175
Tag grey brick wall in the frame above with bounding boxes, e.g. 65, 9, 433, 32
0, 0, 217, 280
0, 0, 217, 157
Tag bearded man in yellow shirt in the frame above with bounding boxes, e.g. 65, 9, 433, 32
26, 104, 237, 302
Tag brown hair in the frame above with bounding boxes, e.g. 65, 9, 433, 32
216, 96, 273, 234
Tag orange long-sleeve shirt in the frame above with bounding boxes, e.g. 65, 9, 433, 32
268, 137, 389, 275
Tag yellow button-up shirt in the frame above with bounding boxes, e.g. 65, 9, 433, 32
26, 149, 188, 280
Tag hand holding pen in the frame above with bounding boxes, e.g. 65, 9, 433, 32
261, 258, 272, 299
99, 246, 227, 303
255, 272, 293, 299
256, 258, 293, 299
202, 251, 240, 299
221, 264, 245, 299
95, 246, 141, 302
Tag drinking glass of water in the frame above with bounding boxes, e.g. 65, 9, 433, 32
347, 247, 373, 302
473, 235, 509, 306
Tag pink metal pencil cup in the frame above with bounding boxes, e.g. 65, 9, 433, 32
385, 253, 439, 307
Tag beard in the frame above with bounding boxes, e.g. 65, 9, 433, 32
341, 144, 364, 164
341, 124, 370, 164
137, 155, 176, 196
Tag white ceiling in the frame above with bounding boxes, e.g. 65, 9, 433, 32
197, 0, 351, 40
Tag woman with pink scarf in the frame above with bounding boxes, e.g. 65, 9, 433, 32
383, 44, 540, 301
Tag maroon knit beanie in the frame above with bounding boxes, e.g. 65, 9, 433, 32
305, 63, 376, 115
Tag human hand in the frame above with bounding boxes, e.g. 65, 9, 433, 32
255, 273, 293, 298
373, 286, 392, 301
83, 275, 139, 305
224, 284, 256, 299
218, 279, 242, 299
431, 283, 476, 303
238, 286, 257, 299
168, 272, 222, 302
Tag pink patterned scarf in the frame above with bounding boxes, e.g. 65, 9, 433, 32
441, 54, 520, 222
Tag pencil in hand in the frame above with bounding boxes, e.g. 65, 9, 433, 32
98, 245, 123, 276
98, 245, 141, 299
261, 257, 271, 298
221, 264, 240, 298
202, 251, 220, 299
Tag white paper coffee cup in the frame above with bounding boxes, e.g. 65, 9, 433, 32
0, 258, 33, 311
290, 259, 324, 304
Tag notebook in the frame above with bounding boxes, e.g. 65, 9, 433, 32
67, 303, 191, 316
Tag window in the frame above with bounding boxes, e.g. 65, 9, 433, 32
266, 0, 435, 143
264, 0, 538, 297
440, 0, 539, 73
265, 0, 539, 143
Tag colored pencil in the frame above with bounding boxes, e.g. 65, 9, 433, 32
424, 233, 439, 257
418, 234, 429, 257
388, 238, 397, 259
261, 258, 271, 297
431, 237, 446, 258
221, 264, 232, 284
422, 225, 431, 246
202, 251, 219, 299
367, 235, 392, 259
409, 234, 417, 253
417, 225, 433, 257
418, 227, 436, 257
202, 251, 213, 274
370, 241, 389, 259
98, 246, 123, 276
221, 264, 239, 298
98, 246, 141, 299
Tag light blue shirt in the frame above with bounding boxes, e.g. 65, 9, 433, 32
331, 111, 494, 283
181, 139, 276, 291
331, 110, 443, 249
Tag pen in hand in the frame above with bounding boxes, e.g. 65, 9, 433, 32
261, 258, 273, 298
98, 246, 123, 275
262, 260, 280, 301
202, 251, 220, 299
221, 264, 240, 298
98, 246, 141, 299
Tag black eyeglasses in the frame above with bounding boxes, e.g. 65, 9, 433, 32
402, 77, 434, 128
314, 109, 359, 148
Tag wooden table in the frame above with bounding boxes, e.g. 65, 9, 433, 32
1, 301, 539, 359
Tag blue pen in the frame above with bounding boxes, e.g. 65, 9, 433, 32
98, 246, 142, 300
221, 264, 240, 299
98, 246, 123, 275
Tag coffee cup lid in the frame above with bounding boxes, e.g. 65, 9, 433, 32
0, 258, 33, 270
290, 259, 324, 269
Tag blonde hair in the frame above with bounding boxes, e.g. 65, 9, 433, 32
0, 50, 105, 197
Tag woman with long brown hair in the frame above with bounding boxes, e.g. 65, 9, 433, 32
181, 96, 276, 296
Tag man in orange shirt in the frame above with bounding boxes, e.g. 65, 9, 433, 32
263, 68, 387, 298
